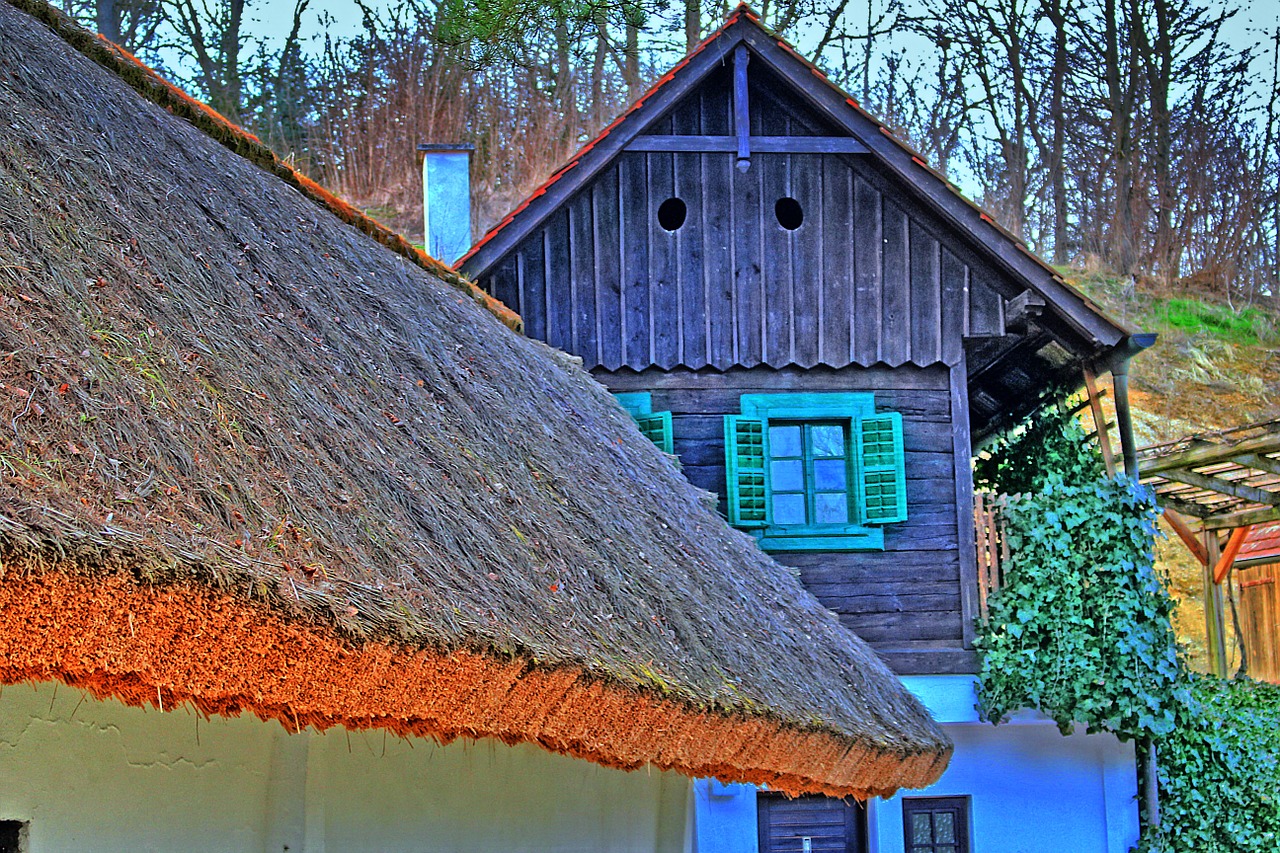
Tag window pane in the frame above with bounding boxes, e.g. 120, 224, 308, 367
771, 459, 805, 492
769, 425, 802, 457
773, 493, 807, 525
810, 424, 844, 457
934, 812, 956, 843
937, 848, 957, 853
910, 813, 932, 845
813, 459, 847, 491
815, 493, 848, 524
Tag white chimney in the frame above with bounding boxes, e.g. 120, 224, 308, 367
417, 143, 474, 265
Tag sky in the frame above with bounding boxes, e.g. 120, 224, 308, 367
242, 0, 1277, 107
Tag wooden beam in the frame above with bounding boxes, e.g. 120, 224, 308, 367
1203, 504, 1280, 530
1162, 508, 1208, 565
1153, 493, 1214, 519
1140, 433, 1280, 476
1159, 468, 1280, 507
1214, 524, 1255, 584
624, 135, 870, 154
1083, 368, 1117, 477
733, 43, 750, 171
1235, 452, 1280, 477
1004, 290, 1045, 334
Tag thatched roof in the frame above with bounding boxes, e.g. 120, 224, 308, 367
0, 0, 949, 797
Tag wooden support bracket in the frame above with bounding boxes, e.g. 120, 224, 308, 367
1213, 524, 1255, 585
1004, 290, 1045, 334
1163, 508, 1208, 565
1083, 368, 1117, 477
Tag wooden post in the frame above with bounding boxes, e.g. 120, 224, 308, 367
1083, 368, 1117, 477
733, 44, 751, 172
1204, 531, 1228, 676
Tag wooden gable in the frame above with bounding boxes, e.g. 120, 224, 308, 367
460, 7, 1139, 439
473, 52, 1015, 374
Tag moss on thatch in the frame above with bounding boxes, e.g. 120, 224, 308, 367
0, 0, 950, 795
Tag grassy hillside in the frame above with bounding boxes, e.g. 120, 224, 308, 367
1068, 270, 1280, 673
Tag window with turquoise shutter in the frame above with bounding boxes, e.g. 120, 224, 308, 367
722, 393, 906, 552
613, 392, 674, 454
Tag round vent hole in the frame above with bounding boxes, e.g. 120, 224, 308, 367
775, 197, 804, 230
657, 197, 687, 231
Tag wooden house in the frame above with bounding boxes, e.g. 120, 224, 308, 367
0, 2, 951, 850
460, 6, 1147, 852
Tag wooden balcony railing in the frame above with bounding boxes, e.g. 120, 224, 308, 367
973, 492, 1010, 622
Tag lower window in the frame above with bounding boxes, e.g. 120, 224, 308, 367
0, 820, 27, 853
903, 796, 970, 853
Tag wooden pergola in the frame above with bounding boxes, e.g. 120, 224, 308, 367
1136, 419, 1280, 676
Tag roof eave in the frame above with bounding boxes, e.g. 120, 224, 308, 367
0, 562, 951, 798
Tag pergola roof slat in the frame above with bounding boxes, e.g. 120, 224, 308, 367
1139, 421, 1280, 534
1160, 469, 1280, 507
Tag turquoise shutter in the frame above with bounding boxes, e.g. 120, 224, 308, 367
724, 415, 770, 528
858, 412, 907, 524
633, 411, 674, 454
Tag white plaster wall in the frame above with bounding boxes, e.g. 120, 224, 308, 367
0, 681, 691, 853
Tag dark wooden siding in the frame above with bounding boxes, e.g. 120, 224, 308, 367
601, 365, 976, 675
484, 150, 1011, 373
481, 71, 1012, 374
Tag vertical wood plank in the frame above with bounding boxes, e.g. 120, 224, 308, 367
968, 271, 1003, 337
543, 209, 572, 351
940, 248, 968, 365
594, 166, 623, 370
487, 255, 519, 318
701, 66, 731, 135
952, 358, 980, 649
820, 156, 853, 366
648, 152, 681, 369
618, 152, 650, 368
909, 222, 941, 365
569, 189, 598, 365
790, 154, 822, 368
674, 117, 707, 367
852, 175, 882, 365
671, 80, 704, 135
760, 152, 792, 366
881, 198, 910, 366
703, 143, 735, 368
518, 234, 547, 344
732, 147, 764, 367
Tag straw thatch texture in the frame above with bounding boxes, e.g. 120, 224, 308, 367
0, 0, 949, 795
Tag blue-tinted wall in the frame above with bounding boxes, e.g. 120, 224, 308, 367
693, 676, 1138, 853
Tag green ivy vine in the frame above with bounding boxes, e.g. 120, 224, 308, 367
1138, 676, 1280, 853
975, 401, 1280, 851
976, 477, 1184, 737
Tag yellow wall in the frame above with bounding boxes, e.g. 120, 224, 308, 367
0, 681, 691, 852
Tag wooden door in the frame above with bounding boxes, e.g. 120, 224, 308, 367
757, 793, 867, 853
1239, 563, 1280, 682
